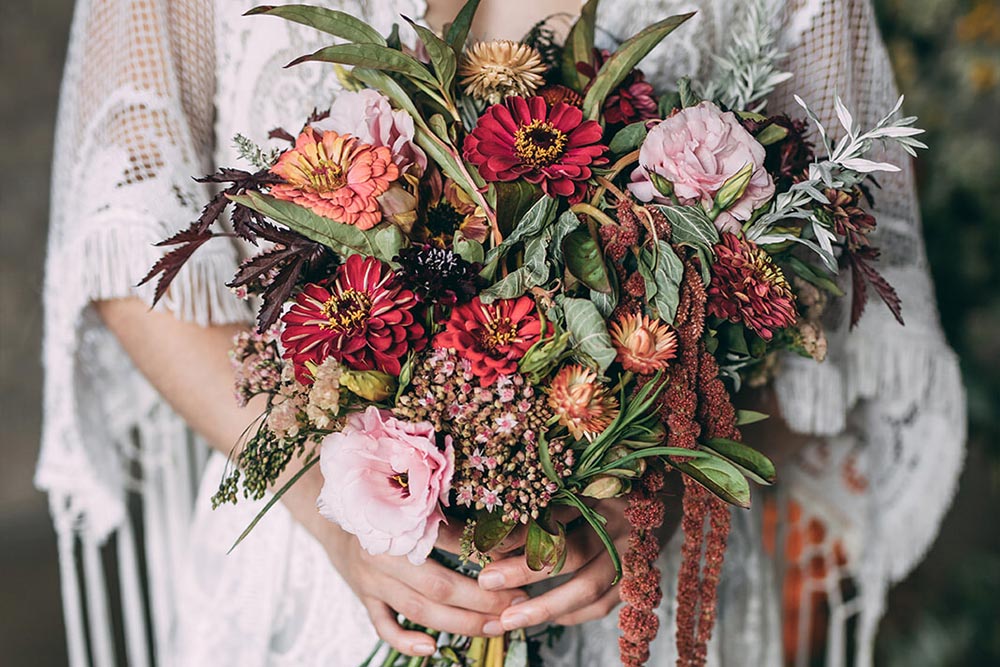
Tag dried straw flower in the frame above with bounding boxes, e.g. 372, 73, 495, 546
459, 40, 547, 104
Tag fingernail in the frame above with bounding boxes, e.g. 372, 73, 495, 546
482, 620, 504, 636
479, 571, 505, 590
511, 595, 529, 606
411, 642, 435, 656
501, 612, 530, 631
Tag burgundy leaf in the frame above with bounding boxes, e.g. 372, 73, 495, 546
847, 248, 904, 328
268, 128, 296, 144
138, 229, 213, 304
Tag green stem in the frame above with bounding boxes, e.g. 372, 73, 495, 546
570, 202, 617, 228
380, 648, 401, 667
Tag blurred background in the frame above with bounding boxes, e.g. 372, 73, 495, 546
1, 0, 997, 664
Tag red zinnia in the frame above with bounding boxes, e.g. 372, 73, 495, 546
433, 295, 546, 386
281, 254, 425, 383
706, 233, 797, 340
463, 96, 607, 204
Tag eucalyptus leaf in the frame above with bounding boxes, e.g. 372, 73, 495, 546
637, 239, 684, 323
702, 437, 776, 485
673, 456, 751, 508
563, 228, 612, 293
445, 0, 482, 53
562, 297, 617, 373
228, 192, 382, 258
288, 43, 437, 86
736, 410, 769, 426
486, 195, 558, 263
561, 0, 598, 91
473, 511, 516, 553
453, 233, 485, 265
373, 224, 406, 265
582, 12, 695, 120
657, 204, 719, 251
609, 121, 649, 154
245, 5, 386, 45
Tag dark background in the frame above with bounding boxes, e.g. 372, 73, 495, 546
1, 1, 997, 664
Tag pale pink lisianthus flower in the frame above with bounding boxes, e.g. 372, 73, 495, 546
315, 89, 428, 174
317, 406, 454, 564
628, 101, 774, 233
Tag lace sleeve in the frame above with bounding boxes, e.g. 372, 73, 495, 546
763, 1, 966, 663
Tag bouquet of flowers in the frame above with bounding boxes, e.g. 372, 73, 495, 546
142, 1, 925, 665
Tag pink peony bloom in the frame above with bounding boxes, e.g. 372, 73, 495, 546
628, 101, 774, 233
317, 407, 454, 564
315, 89, 427, 175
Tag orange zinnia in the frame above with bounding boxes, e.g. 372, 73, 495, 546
270, 128, 399, 230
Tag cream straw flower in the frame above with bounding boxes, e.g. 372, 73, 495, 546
459, 40, 547, 104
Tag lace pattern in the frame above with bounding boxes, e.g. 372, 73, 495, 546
39, 1, 964, 666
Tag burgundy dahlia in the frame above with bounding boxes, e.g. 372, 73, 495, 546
433, 295, 547, 386
706, 233, 797, 341
463, 96, 607, 203
394, 244, 484, 312
604, 69, 658, 126
281, 254, 425, 383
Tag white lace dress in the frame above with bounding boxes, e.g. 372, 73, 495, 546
39, 1, 965, 666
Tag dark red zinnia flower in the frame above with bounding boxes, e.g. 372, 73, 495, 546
706, 233, 797, 341
433, 295, 547, 386
463, 96, 607, 204
281, 254, 425, 383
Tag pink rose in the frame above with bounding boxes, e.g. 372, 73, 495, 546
315, 89, 428, 174
317, 406, 454, 564
628, 101, 774, 233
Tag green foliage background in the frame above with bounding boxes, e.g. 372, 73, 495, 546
873, 0, 1000, 664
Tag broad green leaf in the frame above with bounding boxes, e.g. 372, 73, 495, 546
486, 195, 558, 263
673, 455, 751, 508
582, 13, 695, 120
228, 192, 381, 258
608, 121, 648, 154
494, 181, 543, 237
453, 232, 485, 265
702, 438, 776, 485
787, 255, 844, 296
637, 239, 684, 323
562, 297, 617, 373
561, 0, 598, 92
373, 224, 406, 264
288, 43, 437, 86
445, 0, 482, 53
245, 5, 386, 45
657, 204, 719, 251
403, 16, 457, 91
525, 518, 566, 573
736, 410, 769, 426
473, 510, 516, 553
563, 228, 612, 293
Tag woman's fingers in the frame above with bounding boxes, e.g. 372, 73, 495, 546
478, 528, 603, 591
364, 599, 437, 657
498, 554, 619, 631
395, 557, 525, 614
379, 584, 507, 638
551, 587, 622, 626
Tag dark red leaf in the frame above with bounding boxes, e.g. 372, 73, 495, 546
847, 247, 904, 329
138, 229, 213, 304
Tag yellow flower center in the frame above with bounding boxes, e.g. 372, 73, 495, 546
321, 289, 372, 334
304, 157, 347, 192
514, 120, 568, 169
480, 316, 518, 351
389, 471, 410, 498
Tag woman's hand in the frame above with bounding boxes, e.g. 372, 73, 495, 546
318, 520, 527, 657
475, 498, 629, 630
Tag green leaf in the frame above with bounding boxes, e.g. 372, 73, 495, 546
245, 5, 386, 45
486, 195, 558, 263
637, 239, 684, 323
672, 455, 752, 508
582, 446, 711, 478
560, 0, 599, 92
563, 228, 612, 294
787, 255, 845, 297
525, 518, 566, 573
657, 204, 719, 251
562, 297, 617, 373
453, 232, 485, 265
288, 43, 437, 86
228, 192, 386, 259
736, 410, 769, 426
228, 456, 319, 553
494, 181, 543, 237
445, 0, 482, 53
702, 438, 776, 485
608, 121, 648, 155
755, 123, 789, 146
719, 322, 750, 356
403, 16, 457, 91
351, 68, 422, 120
537, 431, 563, 486
504, 637, 529, 667
473, 511, 516, 553
582, 12, 695, 120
